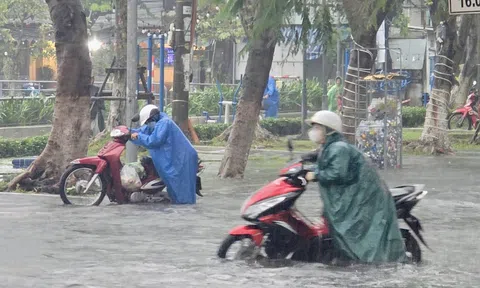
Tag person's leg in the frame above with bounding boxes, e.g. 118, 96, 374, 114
263, 98, 274, 118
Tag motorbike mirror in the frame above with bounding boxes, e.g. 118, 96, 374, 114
131, 114, 140, 123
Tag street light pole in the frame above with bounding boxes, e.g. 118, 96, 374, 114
126, 0, 138, 163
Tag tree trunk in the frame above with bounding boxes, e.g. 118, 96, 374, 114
106, 0, 127, 131
452, 16, 477, 108
217, 0, 276, 178
419, 15, 457, 154
341, 0, 401, 144
8, 0, 92, 191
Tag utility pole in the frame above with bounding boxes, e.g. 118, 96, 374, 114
172, 0, 193, 132
300, 45, 308, 139
321, 0, 328, 110
336, 14, 341, 77
126, 0, 138, 163
299, 0, 308, 139
477, 15, 480, 93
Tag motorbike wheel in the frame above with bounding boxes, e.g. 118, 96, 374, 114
402, 230, 421, 263
59, 165, 107, 206
471, 122, 480, 144
217, 234, 256, 260
447, 112, 472, 130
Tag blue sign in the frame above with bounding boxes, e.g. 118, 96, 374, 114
153, 48, 174, 66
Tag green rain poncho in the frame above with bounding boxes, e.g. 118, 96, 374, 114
327, 83, 342, 112
315, 133, 406, 263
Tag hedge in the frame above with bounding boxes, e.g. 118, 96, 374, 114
0, 135, 49, 158
0, 107, 426, 158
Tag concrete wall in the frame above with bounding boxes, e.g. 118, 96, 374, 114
235, 42, 304, 81
0, 125, 51, 139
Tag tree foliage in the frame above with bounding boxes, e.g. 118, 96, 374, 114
196, 0, 244, 42
0, 0, 52, 79
218, 0, 333, 54
83, 0, 112, 30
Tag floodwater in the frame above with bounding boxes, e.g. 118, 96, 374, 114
0, 155, 479, 287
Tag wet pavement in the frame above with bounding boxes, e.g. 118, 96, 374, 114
0, 155, 480, 287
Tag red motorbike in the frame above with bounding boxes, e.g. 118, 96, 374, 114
217, 140, 428, 264
448, 85, 479, 130
58, 115, 204, 206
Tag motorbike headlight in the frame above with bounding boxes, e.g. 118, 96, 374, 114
242, 196, 287, 219
110, 129, 125, 138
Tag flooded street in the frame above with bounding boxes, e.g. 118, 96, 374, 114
0, 155, 479, 287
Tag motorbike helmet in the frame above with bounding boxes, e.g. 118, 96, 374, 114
305, 110, 343, 133
139, 104, 160, 126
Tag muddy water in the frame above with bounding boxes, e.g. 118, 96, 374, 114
0, 155, 479, 287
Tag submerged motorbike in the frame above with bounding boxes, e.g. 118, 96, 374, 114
448, 81, 479, 130
58, 114, 204, 206
217, 140, 428, 264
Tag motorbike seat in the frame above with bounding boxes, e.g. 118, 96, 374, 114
390, 186, 415, 201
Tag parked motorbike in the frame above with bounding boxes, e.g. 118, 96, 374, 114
448, 81, 479, 130
58, 114, 204, 206
217, 140, 428, 264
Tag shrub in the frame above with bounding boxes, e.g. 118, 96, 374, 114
187, 79, 325, 116
402, 106, 426, 128
260, 118, 302, 136
0, 110, 426, 158
0, 95, 54, 126
0, 135, 48, 158
189, 85, 236, 116
195, 123, 229, 140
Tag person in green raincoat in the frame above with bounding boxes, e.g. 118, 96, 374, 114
305, 110, 406, 264
327, 77, 343, 113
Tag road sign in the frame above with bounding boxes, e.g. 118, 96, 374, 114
449, 0, 480, 14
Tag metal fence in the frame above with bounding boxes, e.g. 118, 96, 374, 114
0, 79, 315, 130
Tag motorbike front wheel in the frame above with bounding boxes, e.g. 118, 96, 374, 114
59, 165, 107, 206
471, 121, 480, 143
447, 112, 472, 130
217, 234, 258, 260
402, 229, 421, 263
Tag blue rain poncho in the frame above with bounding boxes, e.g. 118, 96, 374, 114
131, 112, 198, 204
262, 76, 280, 118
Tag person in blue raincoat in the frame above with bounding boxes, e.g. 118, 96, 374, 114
262, 75, 280, 118
130, 104, 198, 204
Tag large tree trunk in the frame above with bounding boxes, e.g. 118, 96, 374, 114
341, 0, 401, 144
419, 14, 457, 153
8, 0, 92, 191
106, 0, 127, 131
452, 16, 477, 108
218, 1, 276, 178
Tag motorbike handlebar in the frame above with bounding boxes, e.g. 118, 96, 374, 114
300, 151, 319, 163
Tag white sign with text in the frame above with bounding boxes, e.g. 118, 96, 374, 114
449, 0, 480, 14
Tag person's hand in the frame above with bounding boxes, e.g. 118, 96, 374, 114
263, 95, 269, 99
131, 133, 138, 140
305, 172, 316, 181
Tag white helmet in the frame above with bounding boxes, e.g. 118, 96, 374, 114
305, 110, 343, 133
139, 104, 160, 126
